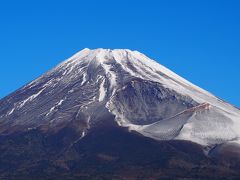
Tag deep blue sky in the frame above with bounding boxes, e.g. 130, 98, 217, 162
0, 0, 240, 107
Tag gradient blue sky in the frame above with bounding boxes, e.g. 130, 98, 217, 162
0, 0, 240, 106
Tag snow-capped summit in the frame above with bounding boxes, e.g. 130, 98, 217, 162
0, 48, 240, 147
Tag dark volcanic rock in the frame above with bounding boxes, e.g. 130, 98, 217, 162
0, 119, 239, 179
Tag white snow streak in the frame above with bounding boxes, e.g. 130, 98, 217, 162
46, 99, 65, 116
101, 63, 117, 88
99, 78, 106, 102
18, 88, 46, 109
81, 73, 87, 85
7, 108, 15, 116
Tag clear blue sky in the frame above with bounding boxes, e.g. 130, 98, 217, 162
0, 0, 240, 107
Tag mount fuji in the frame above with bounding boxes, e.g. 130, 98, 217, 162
0, 48, 239, 179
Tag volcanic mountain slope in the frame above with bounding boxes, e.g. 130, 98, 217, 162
0, 48, 240, 179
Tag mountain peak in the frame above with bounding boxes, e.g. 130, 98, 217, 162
69, 48, 142, 62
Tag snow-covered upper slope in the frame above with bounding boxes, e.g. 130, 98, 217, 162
0, 48, 239, 146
